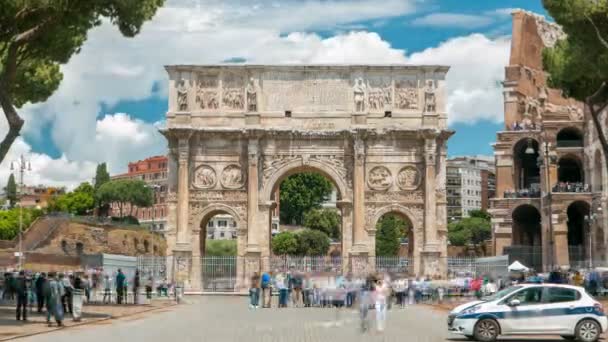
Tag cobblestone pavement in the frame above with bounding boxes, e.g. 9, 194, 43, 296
14, 297, 604, 342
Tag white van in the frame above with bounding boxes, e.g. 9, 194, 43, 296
447, 284, 608, 342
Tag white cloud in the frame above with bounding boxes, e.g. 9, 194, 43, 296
408, 34, 510, 124
411, 13, 494, 28
5, 0, 511, 186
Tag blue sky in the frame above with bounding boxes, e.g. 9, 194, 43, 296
4, 0, 551, 188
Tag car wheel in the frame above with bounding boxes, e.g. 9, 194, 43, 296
474, 319, 499, 342
464, 335, 475, 341
575, 319, 601, 342
560, 336, 575, 341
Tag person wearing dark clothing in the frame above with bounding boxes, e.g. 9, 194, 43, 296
133, 270, 141, 304
15, 271, 28, 321
60, 274, 73, 315
116, 269, 126, 304
35, 273, 46, 313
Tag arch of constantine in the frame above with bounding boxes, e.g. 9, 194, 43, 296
161, 65, 452, 291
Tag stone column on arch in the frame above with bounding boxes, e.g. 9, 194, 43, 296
176, 132, 192, 246
421, 135, 441, 277
337, 200, 353, 274
246, 138, 262, 255
351, 136, 367, 254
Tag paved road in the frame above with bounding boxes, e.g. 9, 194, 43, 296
15, 297, 602, 342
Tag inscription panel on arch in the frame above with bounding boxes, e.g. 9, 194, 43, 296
261, 71, 350, 112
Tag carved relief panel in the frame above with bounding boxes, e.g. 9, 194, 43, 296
195, 73, 219, 110
367, 166, 392, 190
193, 165, 216, 189
396, 166, 421, 190
366, 76, 392, 112
395, 79, 419, 110
221, 164, 246, 189
366, 163, 423, 192
222, 73, 245, 110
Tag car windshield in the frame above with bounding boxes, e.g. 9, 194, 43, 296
481, 286, 522, 301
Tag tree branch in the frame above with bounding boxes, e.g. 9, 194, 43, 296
0, 85, 24, 165
13, 17, 54, 45
587, 86, 608, 171
585, 13, 608, 50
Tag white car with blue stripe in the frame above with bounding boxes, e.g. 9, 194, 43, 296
447, 284, 607, 342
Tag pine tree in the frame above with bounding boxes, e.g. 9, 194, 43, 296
5, 174, 17, 208
94, 163, 111, 216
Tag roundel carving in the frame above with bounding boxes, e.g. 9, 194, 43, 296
193, 165, 216, 189
367, 166, 392, 190
221, 164, 246, 189
396, 166, 421, 190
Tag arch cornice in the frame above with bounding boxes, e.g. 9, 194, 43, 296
260, 157, 351, 202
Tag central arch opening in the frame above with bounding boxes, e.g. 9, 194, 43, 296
199, 210, 238, 292
268, 167, 344, 273
511, 204, 542, 270
375, 212, 413, 276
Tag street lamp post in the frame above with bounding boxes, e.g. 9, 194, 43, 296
10, 155, 31, 270
585, 206, 602, 269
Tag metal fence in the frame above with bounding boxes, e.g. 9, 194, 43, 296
375, 256, 413, 276
269, 256, 342, 274
201, 256, 236, 292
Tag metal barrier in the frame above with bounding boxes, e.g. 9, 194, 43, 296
201, 256, 236, 292
137, 255, 512, 292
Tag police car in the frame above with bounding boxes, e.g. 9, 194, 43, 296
447, 284, 608, 342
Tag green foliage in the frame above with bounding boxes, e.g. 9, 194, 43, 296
0, 207, 43, 240
279, 173, 333, 225
542, 0, 608, 101
94, 163, 110, 192
375, 214, 409, 256
205, 240, 237, 256
469, 209, 491, 221
0, 1, 164, 163
94, 163, 111, 215
448, 216, 492, 247
295, 229, 330, 256
47, 182, 95, 215
271, 231, 299, 255
96, 179, 154, 217
5, 174, 17, 207
303, 208, 340, 240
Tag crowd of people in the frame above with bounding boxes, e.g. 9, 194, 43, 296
0, 268, 176, 327
245, 270, 506, 333
552, 182, 589, 193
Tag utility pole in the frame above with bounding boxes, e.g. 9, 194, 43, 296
11, 154, 31, 271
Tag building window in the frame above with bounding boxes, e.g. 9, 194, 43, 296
220, 232, 225, 238
208, 221, 215, 228
218, 220, 227, 227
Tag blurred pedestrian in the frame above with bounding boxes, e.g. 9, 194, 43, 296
375, 277, 389, 332
60, 273, 73, 315
249, 272, 260, 309
15, 270, 28, 321
35, 272, 46, 313
260, 270, 272, 308
102, 274, 112, 304
116, 269, 126, 304
133, 270, 141, 304
44, 272, 64, 327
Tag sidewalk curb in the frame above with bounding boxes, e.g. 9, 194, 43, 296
1, 303, 178, 341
